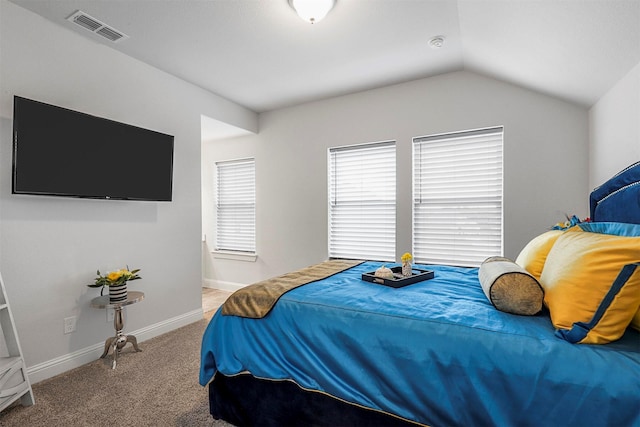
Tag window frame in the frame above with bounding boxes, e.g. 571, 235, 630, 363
214, 157, 257, 262
412, 126, 504, 267
328, 140, 396, 262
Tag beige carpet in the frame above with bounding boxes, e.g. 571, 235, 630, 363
0, 290, 234, 427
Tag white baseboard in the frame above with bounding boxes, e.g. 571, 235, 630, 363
202, 278, 246, 292
27, 308, 203, 384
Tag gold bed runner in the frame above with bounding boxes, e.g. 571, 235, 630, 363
222, 259, 364, 319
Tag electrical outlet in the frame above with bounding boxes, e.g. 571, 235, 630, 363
106, 308, 115, 323
64, 316, 77, 334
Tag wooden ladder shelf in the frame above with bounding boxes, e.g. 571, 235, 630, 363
0, 272, 34, 412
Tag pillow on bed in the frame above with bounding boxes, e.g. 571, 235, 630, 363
515, 230, 564, 280
630, 309, 640, 332
478, 256, 544, 315
539, 223, 640, 344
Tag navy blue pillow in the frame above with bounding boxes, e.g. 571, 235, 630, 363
590, 161, 640, 224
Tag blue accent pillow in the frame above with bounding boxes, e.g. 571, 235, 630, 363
577, 222, 640, 237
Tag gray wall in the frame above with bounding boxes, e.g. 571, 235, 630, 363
0, 1, 256, 382
203, 71, 589, 288
589, 61, 640, 189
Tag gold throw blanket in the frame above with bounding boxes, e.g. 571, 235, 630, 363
222, 259, 364, 318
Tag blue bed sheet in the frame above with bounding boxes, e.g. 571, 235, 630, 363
200, 261, 640, 426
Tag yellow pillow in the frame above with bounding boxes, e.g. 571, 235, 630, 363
630, 309, 640, 332
515, 230, 564, 280
539, 225, 640, 344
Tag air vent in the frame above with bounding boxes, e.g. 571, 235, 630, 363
67, 10, 128, 43
96, 26, 125, 42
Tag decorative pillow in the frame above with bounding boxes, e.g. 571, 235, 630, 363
515, 230, 564, 280
539, 223, 640, 344
478, 256, 544, 315
630, 309, 640, 332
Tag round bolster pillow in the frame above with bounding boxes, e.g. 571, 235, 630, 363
478, 256, 544, 316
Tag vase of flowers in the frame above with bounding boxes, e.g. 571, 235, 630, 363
108, 283, 128, 302
401, 252, 413, 277
88, 267, 141, 303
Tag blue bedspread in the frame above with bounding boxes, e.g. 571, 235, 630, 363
200, 261, 640, 426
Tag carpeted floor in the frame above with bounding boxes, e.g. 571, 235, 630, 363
0, 289, 234, 426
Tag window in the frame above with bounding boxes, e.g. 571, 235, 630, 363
413, 127, 503, 266
215, 158, 256, 254
328, 141, 396, 261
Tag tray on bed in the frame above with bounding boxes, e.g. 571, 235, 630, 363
361, 267, 434, 288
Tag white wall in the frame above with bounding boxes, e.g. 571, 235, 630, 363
203, 71, 589, 287
588, 61, 640, 189
0, 1, 257, 382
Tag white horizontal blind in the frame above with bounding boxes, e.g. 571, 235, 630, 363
215, 158, 256, 253
329, 141, 396, 261
413, 127, 503, 266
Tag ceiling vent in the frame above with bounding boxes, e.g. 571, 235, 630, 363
67, 10, 128, 43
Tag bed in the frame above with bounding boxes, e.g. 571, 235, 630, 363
199, 162, 640, 427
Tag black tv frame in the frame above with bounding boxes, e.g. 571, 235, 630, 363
11, 96, 174, 202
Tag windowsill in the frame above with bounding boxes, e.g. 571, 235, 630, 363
212, 250, 257, 262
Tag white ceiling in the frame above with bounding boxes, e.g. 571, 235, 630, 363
9, 0, 640, 114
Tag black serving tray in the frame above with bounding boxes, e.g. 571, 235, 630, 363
361, 266, 435, 288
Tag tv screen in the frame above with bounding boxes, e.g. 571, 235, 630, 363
12, 96, 174, 201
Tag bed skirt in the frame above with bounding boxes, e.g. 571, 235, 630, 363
208, 373, 424, 427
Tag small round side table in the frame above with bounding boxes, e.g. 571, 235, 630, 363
90, 291, 144, 369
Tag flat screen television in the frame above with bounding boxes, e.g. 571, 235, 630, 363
12, 96, 174, 201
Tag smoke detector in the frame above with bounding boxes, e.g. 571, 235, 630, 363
67, 10, 129, 43
429, 36, 445, 49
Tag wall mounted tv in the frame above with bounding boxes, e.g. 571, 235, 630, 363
12, 96, 174, 201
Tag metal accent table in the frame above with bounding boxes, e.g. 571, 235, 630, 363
91, 291, 144, 369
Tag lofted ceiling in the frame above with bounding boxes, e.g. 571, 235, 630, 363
8, 0, 640, 114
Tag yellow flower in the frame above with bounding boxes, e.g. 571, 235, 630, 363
88, 267, 141, 288
107, 271, 123, 282
401, 252, 413, 263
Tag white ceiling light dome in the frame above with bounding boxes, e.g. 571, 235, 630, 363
289, 0, 336, 24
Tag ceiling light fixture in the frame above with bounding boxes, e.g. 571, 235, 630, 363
429, 36, 445, 49
288, 0, 336, 24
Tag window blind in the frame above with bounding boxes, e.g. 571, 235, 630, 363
413, 127, 503, 267
215, 158, 256, 253
328, 141, 396, 261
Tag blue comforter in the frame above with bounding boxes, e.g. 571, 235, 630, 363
200, 261, 640, 426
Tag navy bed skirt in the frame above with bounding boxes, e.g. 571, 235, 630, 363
208, 373, 420, 427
